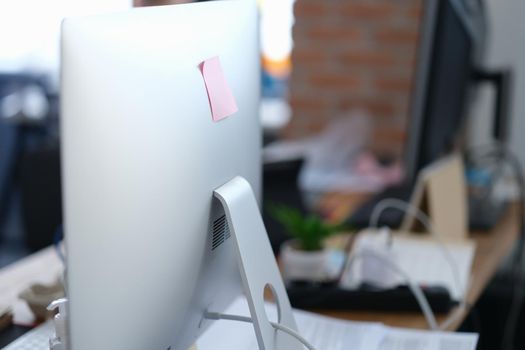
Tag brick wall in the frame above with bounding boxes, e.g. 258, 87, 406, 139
287, 0, 422, 158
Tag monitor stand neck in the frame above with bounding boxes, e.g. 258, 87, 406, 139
214, 176, 303, 350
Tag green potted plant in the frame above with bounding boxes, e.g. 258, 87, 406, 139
268, 204, 348, 282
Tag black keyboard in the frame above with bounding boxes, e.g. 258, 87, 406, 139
287, 283, 454, 313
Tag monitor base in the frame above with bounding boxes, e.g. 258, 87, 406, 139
214, 176, 303, 350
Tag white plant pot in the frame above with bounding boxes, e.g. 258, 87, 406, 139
280, 240, 328, 282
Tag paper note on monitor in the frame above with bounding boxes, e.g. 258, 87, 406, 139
200, 56, 238, 122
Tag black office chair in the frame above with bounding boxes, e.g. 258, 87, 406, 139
0, 74, 60, 251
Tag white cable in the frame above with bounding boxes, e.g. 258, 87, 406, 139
271, 322, 316, 350
371, 199, 465, 300
368, 198, 470, 331
348, 249, 439, 330
204, 312, 317, 350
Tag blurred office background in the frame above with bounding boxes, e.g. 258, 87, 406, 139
0, 0, 133, 267
287, 0, 525, 164
0, 0, 524, 348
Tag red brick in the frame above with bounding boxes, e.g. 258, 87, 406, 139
282, 116, 329, 139
407, 2, 423, 20
338, 2, 396, 20
291, 49, 329, 65
304, 119, 330, 134
340, 50, 397, 67
289, 96, 330, 111
371, 127, 407, 156
373, 127, 407, 140
294, 0, 329, 18
374, 77, 413, 93
375, 28, 419, 46
306, 25, 362, 42
338, 98, 396, 117
309, 73, 362, 89
288, 0, 416, 154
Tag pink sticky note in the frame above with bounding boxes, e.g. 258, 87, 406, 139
200, 56, 238, 122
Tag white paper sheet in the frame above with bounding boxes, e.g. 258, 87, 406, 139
379, 327, 479, 350
196, 296, 478, 350
341, 232, 476, 301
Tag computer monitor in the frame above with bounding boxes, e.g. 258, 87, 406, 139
60, 2, 298, 349
348, 0, 489, 229
404, 0, 485, 183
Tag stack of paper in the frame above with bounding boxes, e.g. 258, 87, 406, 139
196, 297, 478, 350
341, 232, 476, 301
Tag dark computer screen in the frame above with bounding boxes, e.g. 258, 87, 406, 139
414, 0, 474, 174
349, 0, 489, 229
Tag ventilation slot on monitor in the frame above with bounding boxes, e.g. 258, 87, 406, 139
212, 215, 230, 250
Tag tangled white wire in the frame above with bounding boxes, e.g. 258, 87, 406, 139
205, 198, 470, 342
346, 248, 439, 330
204, 311, 317, 350
366, 198, 471, 331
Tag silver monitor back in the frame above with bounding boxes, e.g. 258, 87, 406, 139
60, 1, 260, 349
